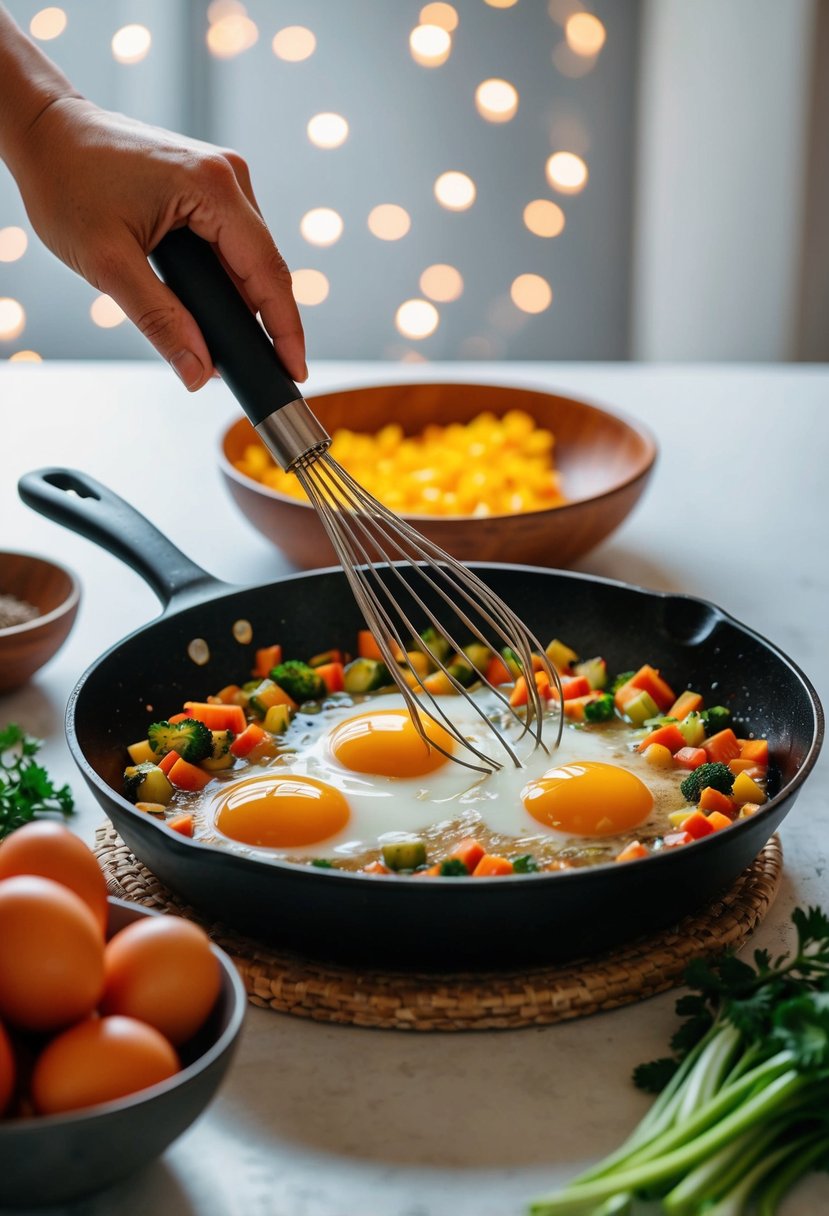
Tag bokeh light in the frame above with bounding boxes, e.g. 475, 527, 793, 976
207, 0, 245, 21
475, 78, 519, 123
553, 41, 597, 77
546, 151, 588, 194
420, 3, 458, 32
548, 0, 584, 23
409, 24, 451, 67
0, 228, 28, 262
90, 295, 126, 328
29, 7, 66, 40
272, 25, 316, 61
510, 275, 553, 314
565, 12, 606, 55
207, 13, 258, 57
292, 269, 329, 306
523, 200, 565, 238
111, 24, 152, 65
300, 208, 344, 247
483, 0, 519, 7
307, 113, 349, 149
420, 264, 464, 302
367, 205, 411, 241
434, 171, 476, 211
0, 300, 26, 342
8, 350, 42, 363
395, 299, 439, 340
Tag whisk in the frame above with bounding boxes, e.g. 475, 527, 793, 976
151, 229, 563, 773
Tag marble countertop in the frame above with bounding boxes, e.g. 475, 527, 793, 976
0, 361, 827, 1216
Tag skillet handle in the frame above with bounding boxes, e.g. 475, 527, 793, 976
18, 468, 222, 611
149, 227, 302, 427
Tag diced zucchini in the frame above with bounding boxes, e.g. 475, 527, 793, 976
677, 712, 706, 748
343, 658, 391, 693
124, 762, 174, 806
447, 658, 475, 687
382, 838, 428, 870
545, 638, 578, 671
501, 647, 522, 677
574, 657, 607, 690
622, 689, 660, 726
264, 703, 293, 733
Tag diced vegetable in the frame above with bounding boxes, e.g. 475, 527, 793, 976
679, 809, 716, 838
732, 770, 767, 805
637, 723, 687, 755
618, 689, 660, 726
167, 756, 212, 792
574, 656, 607, 690
583, 693, 615, 723
472, 854, 514, 877
509, 671, 552, 707
343, 658, 392, 693
680, 762, 735, 803
167, 812, 194, 836
247, 680, 298, 718
450, 838, 486, 874
545, 638, 578, 671
127, 739, 155, 765
615, 841, 649, 862
252, 644, 282, 678
123, 763, 174, 806
698, 786, 735, 817
702, 728, 742, 765
706, 810, 733, 832
643, 743, 674, 769
381, 839, 428, 871
308, 648, 344, 668
148, 717, 213, 763
484, 653, 513, 686
270, 660, 325, 703
357, 630, 384, 661
740, 738, 769, 765
229, 722, 265, 758
676, 712, 706, 748
183, 701, 247, 734
667, 689, 703, 720
549, 675, 591, 701
263, 704, 293, 734
673, 746, 708, 770
627, 665, 676, 712
700, 705, 732, 733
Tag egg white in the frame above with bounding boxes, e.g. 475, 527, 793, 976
208, 691, 685, 860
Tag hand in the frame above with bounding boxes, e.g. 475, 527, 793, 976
11, 97, 307, 390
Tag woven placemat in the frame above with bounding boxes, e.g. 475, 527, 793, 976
95, 823, 782, 1032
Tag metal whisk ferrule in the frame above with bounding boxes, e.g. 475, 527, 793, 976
255, 402, 564, 775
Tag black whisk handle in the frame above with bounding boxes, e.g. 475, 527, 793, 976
150, 227, 302, 426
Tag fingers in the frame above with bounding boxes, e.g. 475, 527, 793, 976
186, 158, 308, 383
96, 238, 214, 390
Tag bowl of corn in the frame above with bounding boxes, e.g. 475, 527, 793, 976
219, 381, 656, 569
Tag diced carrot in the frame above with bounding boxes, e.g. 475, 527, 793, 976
509, 671, 552, 707
157, 750, 179, 776
214, 684, 241, 704
530, 653, 548, 672
729, 757, 759, 775
668, 690, 703, 720
183, 701, 247, 734
698, 786, 735, 817
167, 813, 194, 837
740, 739, 769, 766
680, 810, 715, 839
674, 746, 708, 770
168, 712, 190, 724
637, 723, 687, 755
706, 811, 733, 832
363, 860, 391, 875
702, 728, 741, 764
357, 630, 383, 660
315, 661, 345, 694
252, 644, 282, 679
615, 841, 649, 862
450, 838, 486, 874
229, 722, 265, 758
662, 830, 693, 848
485, 654, 513, 686
472, 854, 515, 877
628, 665, 675, 712
167, 756, 213, 792
413, 864, 442, 877
549, 674, 592, 702
563, 693, 601, 722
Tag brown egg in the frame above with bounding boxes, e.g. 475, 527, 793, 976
0, 822, 108, 934
101, 916, 221, 1045
31, 1016, 179, 1115
0, 876, 104, 1032
0, 1020, 14, 1116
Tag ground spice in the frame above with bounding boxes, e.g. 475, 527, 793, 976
0, 594, 39, 629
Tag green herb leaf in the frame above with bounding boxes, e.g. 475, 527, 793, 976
0, 725, 75, 839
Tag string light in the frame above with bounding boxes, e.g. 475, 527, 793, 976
565, 12, 606, 55
291, 269, 329, 306
419, 264, 464, 302
307, 113, 349, 149
510, 274, 552, 314
9, 350, 42, 363
475, 79, 519, 123
434, 171, 476, 211
483, 0, 519, 8
0, 299, 26, 341
272, 26, 316, 61
409, 24, 451, 67
367, 205, 411, 241
419, 4, 458, 32
546, 151, 588, 193
300, 208, 343, 247
29, 7, 66, 40
0, 228, 28, 262
111, 24, 152, 65
90, 295, 126, 328
395, 299, 439, 339
523, 200, 565, 237
207, 13, 258, 57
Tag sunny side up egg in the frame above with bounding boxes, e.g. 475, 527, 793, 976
207, 693, 685, 864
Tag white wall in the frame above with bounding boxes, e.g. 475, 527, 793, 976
632, 0, 816, 361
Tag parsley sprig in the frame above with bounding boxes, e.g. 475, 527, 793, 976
531, 906, 829, 1215
0, 723, 74, 839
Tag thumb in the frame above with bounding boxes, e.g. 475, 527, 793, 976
101, 239, 214, 390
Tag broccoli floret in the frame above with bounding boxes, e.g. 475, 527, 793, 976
270, 660, 325, 703
147, 717, 212, 763
511, 853, 540, 873
584, 694, 615, 723
701, 705, 732, 733
679, 762, 735, 803
609, 670, 636, 694
439, 858, 469, 876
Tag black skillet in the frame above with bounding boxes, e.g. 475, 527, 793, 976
18, 467, 825, 970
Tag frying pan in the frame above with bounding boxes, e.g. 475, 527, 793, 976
19, 468, 824, 971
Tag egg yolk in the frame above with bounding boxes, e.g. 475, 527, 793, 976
521, 760, 653, 837
329, 709, 455, 777
214, 775, 350, 848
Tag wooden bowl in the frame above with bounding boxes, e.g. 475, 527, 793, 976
0, 552, 80, 693
219, 382, 657, 569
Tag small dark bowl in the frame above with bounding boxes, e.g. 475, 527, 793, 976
0, 551, 80, 694
0, 898, 246, 1209
219, 381, 657, 568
